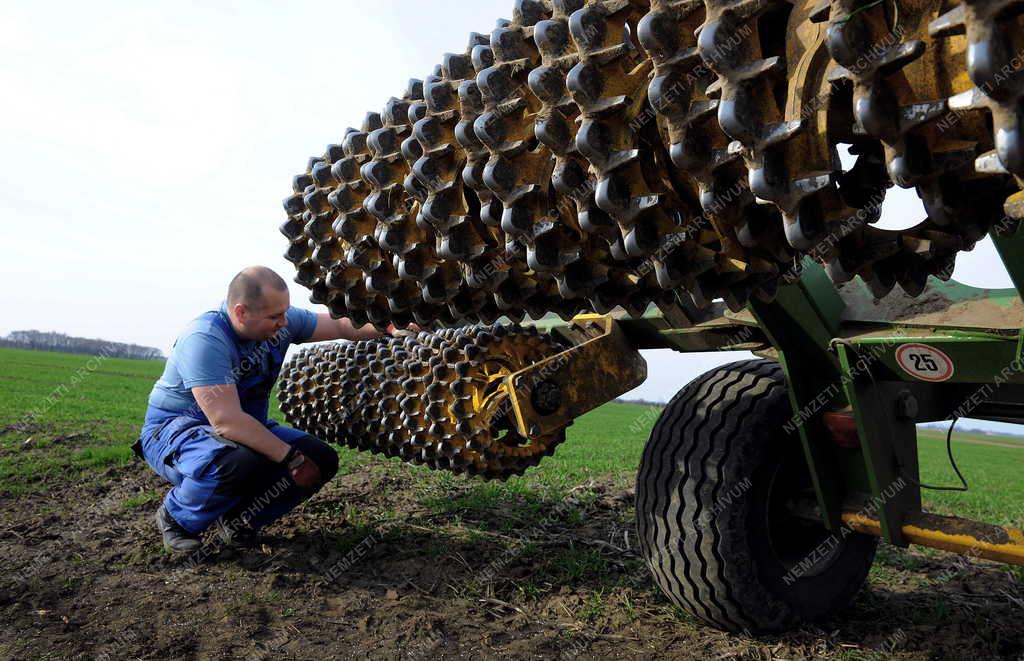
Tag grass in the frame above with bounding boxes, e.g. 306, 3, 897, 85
549, 547, 610, 583
917, 429, 1024, 527
0, 347, 161, 435
578, 590, 606, 623
121, 489, 161, 510
0, 347, 164, 493
1, 346, 1022, 532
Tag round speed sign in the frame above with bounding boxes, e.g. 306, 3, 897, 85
895, 343, 955, 382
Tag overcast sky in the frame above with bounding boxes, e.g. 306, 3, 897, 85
0, 0, 1015, 405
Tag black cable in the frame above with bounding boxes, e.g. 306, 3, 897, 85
930, 416, 970, 492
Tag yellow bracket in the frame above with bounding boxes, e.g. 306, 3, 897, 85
507, 316, 648, 440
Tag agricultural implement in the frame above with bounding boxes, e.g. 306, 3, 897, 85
275, 0, 1024, 633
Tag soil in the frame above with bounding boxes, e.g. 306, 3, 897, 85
1, 461, 1023, 660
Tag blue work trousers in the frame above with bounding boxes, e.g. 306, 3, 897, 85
138, 410, 339, 535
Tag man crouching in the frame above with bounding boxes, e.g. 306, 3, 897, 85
135, 266, 390, 553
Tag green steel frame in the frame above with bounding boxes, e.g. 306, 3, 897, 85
593, 225, 1024, 546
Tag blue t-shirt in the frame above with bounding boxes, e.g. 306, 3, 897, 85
148, 302, 318, 416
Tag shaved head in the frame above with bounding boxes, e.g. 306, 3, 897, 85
227, 266, 288, 311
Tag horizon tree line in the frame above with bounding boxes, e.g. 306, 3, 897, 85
0, 330, 163, 360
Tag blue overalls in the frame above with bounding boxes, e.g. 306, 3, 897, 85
136, 310, 338, 535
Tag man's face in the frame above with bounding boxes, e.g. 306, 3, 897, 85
237, 287, 290, 341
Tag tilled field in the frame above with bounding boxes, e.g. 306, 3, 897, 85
2, 459, 1022, 660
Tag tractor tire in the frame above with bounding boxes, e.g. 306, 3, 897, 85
635, 359, 877, 633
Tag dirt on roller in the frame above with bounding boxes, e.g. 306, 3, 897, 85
1, 459, 1023, 660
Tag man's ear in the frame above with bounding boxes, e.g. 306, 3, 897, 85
233, 302, 247, 323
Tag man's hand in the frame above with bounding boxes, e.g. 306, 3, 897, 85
310, 314, 424, 342
282, 447, 323, 494
387, 322, 421, 337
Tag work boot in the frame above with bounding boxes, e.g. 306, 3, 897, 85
155, 505, 201, 553
214, 515, 262, 549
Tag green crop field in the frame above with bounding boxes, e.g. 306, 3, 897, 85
917, 428, 1024, 527
0, 348, 162, 493
1, 346, 1021, 528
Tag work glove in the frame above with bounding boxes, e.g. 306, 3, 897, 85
281, 447, 323, 494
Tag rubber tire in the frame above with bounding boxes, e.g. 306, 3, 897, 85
635, 359, 877, 633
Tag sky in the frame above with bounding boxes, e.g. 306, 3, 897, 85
0, 1, 1017, 411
